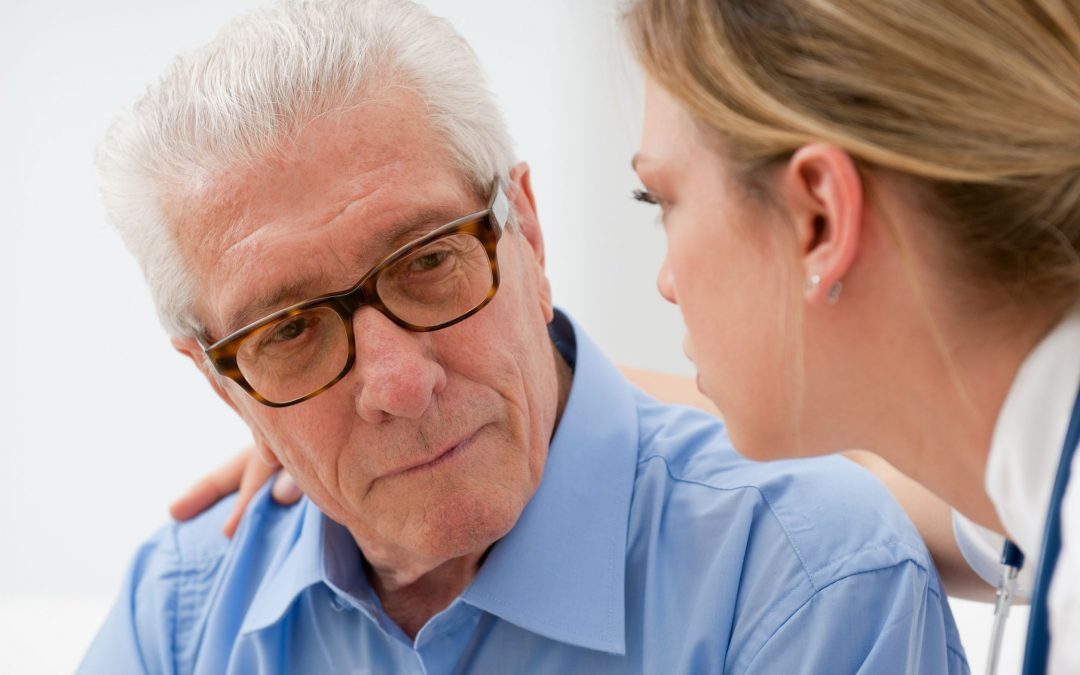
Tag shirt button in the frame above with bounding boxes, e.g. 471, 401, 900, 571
329, 596, 349, 612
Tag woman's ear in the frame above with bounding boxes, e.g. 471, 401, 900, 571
780, 143, 864, 303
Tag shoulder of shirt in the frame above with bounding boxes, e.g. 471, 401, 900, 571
630, 388, 935, 588
129, 485, 306, 658
151, 484, 301, 566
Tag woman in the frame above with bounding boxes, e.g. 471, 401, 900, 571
174, 0, 1080, 670
623, 0, 1080, 672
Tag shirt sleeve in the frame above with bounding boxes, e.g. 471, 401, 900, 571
76, 529, 178, 675
742, 561, 970, 675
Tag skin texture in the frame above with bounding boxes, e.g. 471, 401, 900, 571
633, 79, 1065, 540
170, 89, 571, 637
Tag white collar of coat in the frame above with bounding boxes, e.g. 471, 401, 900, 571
985, 303, 1080, 565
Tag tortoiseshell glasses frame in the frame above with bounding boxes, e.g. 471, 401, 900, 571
196, 182, 510, 408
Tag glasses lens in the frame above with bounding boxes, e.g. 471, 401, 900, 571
236, 306, 349, 404
376, 231, 493, 327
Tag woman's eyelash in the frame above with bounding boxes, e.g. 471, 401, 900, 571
632, 188, 659, 205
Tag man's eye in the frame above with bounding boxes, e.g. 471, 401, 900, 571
410, 250, 450, 272
268, 317, 313, 344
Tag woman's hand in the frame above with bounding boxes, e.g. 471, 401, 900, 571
169, 442, 302, 537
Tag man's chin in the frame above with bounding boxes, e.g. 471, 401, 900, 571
399, 489, 524, 564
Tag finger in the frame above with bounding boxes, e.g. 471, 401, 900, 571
222, 451, 280, 538
270, 471, 303, 505
168, 450, 250, 521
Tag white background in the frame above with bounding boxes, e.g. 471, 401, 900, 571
1, 1, 1024, 672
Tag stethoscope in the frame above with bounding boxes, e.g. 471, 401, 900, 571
985, 384, 1080, 675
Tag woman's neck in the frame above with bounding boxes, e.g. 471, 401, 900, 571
870, 305, 1062, 534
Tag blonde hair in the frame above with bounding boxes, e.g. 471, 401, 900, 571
625, 0, 1080, 307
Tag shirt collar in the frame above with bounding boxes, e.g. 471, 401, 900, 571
239, 496, 391, 636
239, 310, 640, 654
460, 310, 637, 654
986, 303, 1080, 562
239, 493, 329, 635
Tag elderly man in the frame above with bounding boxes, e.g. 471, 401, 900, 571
80, 1, 968, 673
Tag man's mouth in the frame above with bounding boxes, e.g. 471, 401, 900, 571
385, 430, 480, 477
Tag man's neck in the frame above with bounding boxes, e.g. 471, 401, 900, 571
368, 549, 488, 639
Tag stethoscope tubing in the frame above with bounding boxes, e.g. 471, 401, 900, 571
986, 542, 1024, 675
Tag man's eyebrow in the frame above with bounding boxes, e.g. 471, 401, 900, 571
365, 207, 472, 259
218, 206, 476, 339
220, 277, 325, 340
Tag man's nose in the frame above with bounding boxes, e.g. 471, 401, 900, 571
350, 307, 447, 424
656, 255, 678, 305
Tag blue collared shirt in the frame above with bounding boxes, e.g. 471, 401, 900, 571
80, 311, 968, 674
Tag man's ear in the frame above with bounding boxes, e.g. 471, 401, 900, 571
507, 162, 555, 322
507, 162, 543, 266
780, 143, 864, 303
171, 335, 242, 416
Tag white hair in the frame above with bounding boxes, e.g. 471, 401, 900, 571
97, 0, 517, 337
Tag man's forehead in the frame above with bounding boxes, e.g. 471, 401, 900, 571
163, 89, 479, 339
175, 173, 481, 340
173, 90, 446, 246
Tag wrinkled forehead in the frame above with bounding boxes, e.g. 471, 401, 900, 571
165, 93, 482, 339
173, 92, 453, 245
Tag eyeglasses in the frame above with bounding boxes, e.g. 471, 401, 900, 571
198, 183, 510, 408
